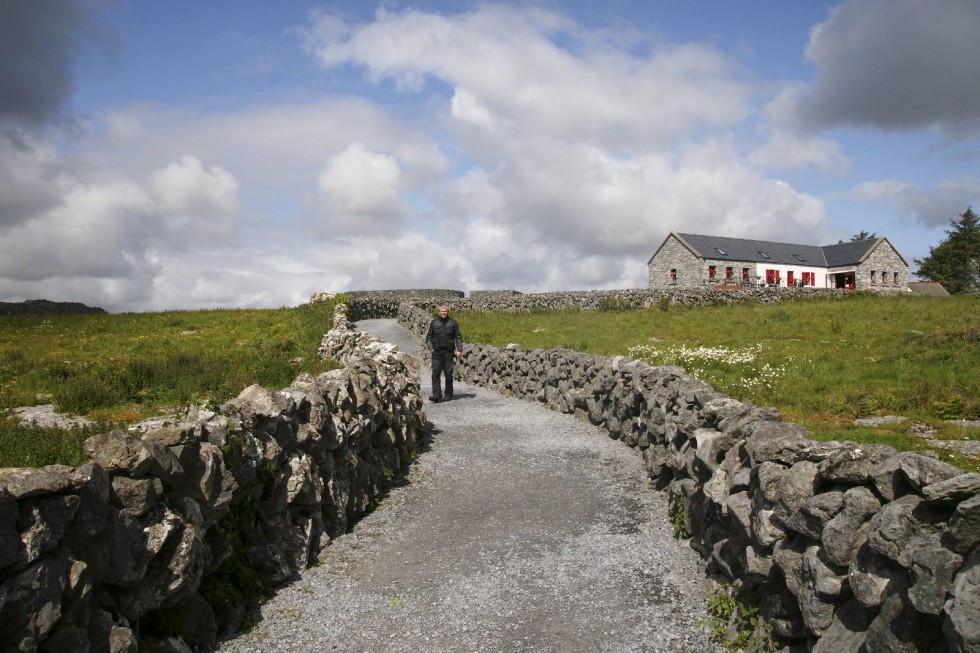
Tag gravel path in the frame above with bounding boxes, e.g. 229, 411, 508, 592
219, 319, 721, 653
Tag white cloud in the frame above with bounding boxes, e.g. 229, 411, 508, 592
843, 177, 980, 227
303, 5, 752, 150
0, 179, 163, 308
300, 3, 831, 295
748, 132, 849, 175
315, 143, 403, 234
0, 131, 67, 228
789, 0, 980, 135
1, 3, 854, 311
150, 154, 240, 242
151, 154, 239, 217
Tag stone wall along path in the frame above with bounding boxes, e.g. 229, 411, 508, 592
218, 319, 722, 653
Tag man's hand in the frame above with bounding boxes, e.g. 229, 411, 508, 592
455, 350, 462, 359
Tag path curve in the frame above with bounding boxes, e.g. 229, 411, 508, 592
219, 319, 721, 653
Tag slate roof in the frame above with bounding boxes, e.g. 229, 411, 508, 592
907, 281, 949, 296
670, 232, 883, 267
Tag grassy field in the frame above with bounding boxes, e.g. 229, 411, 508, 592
3, 293, 977, 471
456, 293, 980, 471
0, 300, 340, 467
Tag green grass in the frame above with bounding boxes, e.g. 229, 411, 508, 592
0, 301, 340, 467
458, 293, 980, 470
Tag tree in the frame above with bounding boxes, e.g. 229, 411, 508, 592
850, 230, 877, 241
914, 206, 980, 294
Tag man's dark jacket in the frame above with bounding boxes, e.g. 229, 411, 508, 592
425, 316, 463, 352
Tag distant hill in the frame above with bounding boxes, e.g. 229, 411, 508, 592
0, 299, 107, 316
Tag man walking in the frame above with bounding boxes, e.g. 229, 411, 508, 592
425, 305, 463, 403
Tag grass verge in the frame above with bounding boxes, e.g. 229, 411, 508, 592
0, 301, 340, 467
458, 293, 980, 470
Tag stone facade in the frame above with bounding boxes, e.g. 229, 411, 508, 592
649, 233, 910, 293
851, 240, 909, 293
647, 234, 703, 288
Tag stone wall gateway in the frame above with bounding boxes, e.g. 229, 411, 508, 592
0, 305, 424, 652
391, 299, 979, 652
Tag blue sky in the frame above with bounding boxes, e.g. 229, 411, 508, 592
1, 0, 978, 311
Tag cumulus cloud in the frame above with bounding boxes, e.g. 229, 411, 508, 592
300, 4, 831, 292
303, 5, 752, 150
0, 179, 160, 310
150, 154, 240, 242
151, 154, 239, 216
786, 0, 980, 135
315, 143, 403, 234
0, 130, 68, 227
0, 3, 855, 310
843, 177, 980, 227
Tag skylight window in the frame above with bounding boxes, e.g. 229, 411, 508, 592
758, 251, 770, 259
793, 254, 806, 262
715, 247, 727, 256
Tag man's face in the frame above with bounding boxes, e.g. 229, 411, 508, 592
438, 307, 449, 318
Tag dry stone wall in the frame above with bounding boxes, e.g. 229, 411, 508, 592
394, 300, 980, 653
0, 305, 423, 652
326, 286, 850, 320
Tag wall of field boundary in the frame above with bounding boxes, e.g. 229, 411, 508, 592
391, 298, 978, 653
0, 305, 424, 652
326, 286, 852, 322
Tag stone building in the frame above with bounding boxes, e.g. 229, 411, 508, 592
647, 232, 909, 292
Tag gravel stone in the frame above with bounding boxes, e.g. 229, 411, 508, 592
218, 319, 722, 653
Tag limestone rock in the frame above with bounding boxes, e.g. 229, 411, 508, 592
786, 490, 845, 540
0, 552, 69, 651
944, 548, 980, 653
19, 494, 80, 566
810, 597, 873, 653
871, 451, 962, 502
0, 466, 72, 499
744, 421, 809, 466
110, 477, 163, 518
822, 487, 880, 568
848, 544, 906, 609
864, 592, 945, 653
905, 532, 963, 616
923, 472, 980, 503
949, 493, 980, 554
772, 460, 821, 527
864, 494, 948, 565
819, 444, 897, 484
774, 538, 836, 635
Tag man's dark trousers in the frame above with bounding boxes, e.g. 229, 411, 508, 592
431, 349, 456, 399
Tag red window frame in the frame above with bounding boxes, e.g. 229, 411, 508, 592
787, 271, 795, 286
893, 272, 899, 285
725, 267, 733, 281
871, 271, 877, 285
670, 268, 677, 283
742, 268, 750, 282
708, 265, 716, 280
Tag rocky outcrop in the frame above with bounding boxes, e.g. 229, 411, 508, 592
394, 300, 979, 652
0, 305, 423, 651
